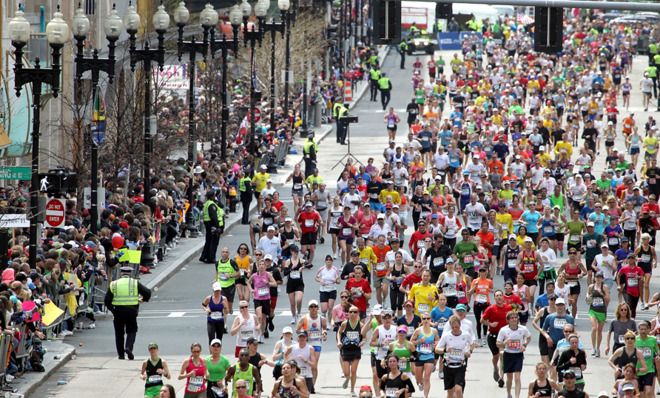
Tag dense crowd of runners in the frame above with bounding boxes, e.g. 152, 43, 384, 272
138, 10, 660, 398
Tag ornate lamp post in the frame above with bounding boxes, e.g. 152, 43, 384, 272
72, 3, 123, 235
8, 5, 70, 269
261, 0, 288, 127
241, 0, 268, 146
124, 1, 169, 203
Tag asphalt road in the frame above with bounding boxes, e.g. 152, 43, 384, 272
32, 47, 660, 398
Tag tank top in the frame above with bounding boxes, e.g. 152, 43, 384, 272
318, 267, 339, 292
234, 255, 250, 274
207, 295, 224, 323
290, 343, 312, 378
376, 324, 397, 359
390, 264, 405, 287
505, 246, 520, 269
382, 373, 407, 398
145, 358, 164, 388
287, 258, 304, 282
302, 314, 324, 347
456, 276, 468, 304
416, 329, 435, 361
253, 272, 271, 300
281, 229, 296, 248
392, 342, 412, 373
531, 379, 553, 398
236, 313, 255, 347
232, 364, 255, 396
274, 339, 293, 365
329, 208, 343, 228
341, 319, 363, 349
185, 356, 207, 394
614, 347, 638, 370
441, 272, 458, 297
292, 173, 304, 192
589, 287, 606, 313
520, 250, 538, 279
638, 246, 653, 267
277, 379, 303, 398
541, 218, 556, 236
564, 261, 580, 282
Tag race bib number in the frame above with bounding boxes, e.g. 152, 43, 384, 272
290, 271, 301, 279
569, 235, 580, 243
293, 183, 303, 190
507, 340, 522, 352
241, 329, 254, 341
523, 262, 534, 272
342, 227, 353, 236
643, 347, 652, 358
447, 348, 464, 363
264, 218, 273, 225
608, 237, 619, 246
567, 280, 578, 287
346, 331, 359, 342
628, 278, 638, 287
369, 193, 378, 199
305, 219, 315, 227
553, 318, 567, 329
219, 273, 229, 281
257, 287, 270, 297
641, 254, 651, 263
444, 285, 456, 295
376, 263, 387, 271
544, 226, 554, 234
592, 297, 604, 307
352, 287, 363, 297
507, 259, 517, 269
418, 303, 430, 313
189, 376, 204, 392
618, 335, 625, 344
569, 367, 582, 378
418, 240, 426, 248
433, 257, 445, 267
476, 294, 487, 303
148, 375, 162, 384
386, 388, 399, 398
464, 255, 474, 264
309, 330, 322, 341
210, 312, 223, 320
418, 343, 433, 354
300, 366, 309, 377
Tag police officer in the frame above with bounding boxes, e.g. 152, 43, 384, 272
646, 64, 658, 99
238, 171, 253, 225
649, 41, 658, 67
105, 265, 151, 360
378, 73, 393, 110
333, 98, 345, 143
200, 190, 223, 264
369, 65, 382, 101
398, 40, 408, 69
302, 132, 319, 178
338, 103, 350, 145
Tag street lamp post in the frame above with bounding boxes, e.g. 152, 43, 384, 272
174, 2, 216, 237
124, 1, 169, 204
260, 7, 287, 128
280, 1, 295, 126
241, 0, 268, 147
210, 6, 243, 159
72, 4, 123, 236
8, 5, 70, 269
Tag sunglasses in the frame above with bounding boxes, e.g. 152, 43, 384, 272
569, 251, 577, 255
255, 253, 263, 256
192, 350, 201, 353
422, 317, 431, 320
341, 296, 349, 299
625, 337, 635, 341
309, 305, 318, 308
236, 386, 247, 389
240, 306, 248, 309
211, 343, 221, 347
349, 310, 358, 313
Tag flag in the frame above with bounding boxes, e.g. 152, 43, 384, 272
92, 89, 106, 145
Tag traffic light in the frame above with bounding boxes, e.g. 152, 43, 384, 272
436, 2, 452, 19
534, 7, 563, 54
372, 0, 401, 45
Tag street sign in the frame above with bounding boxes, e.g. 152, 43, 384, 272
253, 108, 261, 123
0, 166, 31, 181
0, 214, 29, 228
83, 187, 106, 210
44, 198, 65, 228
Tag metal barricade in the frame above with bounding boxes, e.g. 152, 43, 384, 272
13, 323, 30, 366
275, 140, 289, 166
0, 331, 12, 387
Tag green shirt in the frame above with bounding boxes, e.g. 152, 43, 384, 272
453, 241, 478, 269
636, 335, 658, 375
566, 220, 585, 244
206, 355, 231, 382
596, 178, 611, 192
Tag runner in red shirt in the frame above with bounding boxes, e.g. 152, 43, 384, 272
481, 290, 512, 387
399, 263, 424, 295
618, 255, 645, 319
408, 220, 432, 257
345, 265, 372, 318
297, 202, 323, 266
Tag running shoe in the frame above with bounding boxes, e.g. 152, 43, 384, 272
493, 368, 499, 382
343, 378, 349, 389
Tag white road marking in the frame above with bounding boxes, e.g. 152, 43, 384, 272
167, 312, 186, 318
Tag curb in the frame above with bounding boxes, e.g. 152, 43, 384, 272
22, 345, 76, 398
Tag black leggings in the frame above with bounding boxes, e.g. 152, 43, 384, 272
473, 302, 489, 339
390, 286, 405, 312
207, 320, 225, 344
623, 292, 640, 319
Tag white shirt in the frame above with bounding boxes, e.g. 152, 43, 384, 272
538, 248, 557, 272
442, 317, 476, 344
437, 331, 473, 366
369, 223, 392, 241
257, 235, 282, 259
342, 192, 362, 213
385, 249, 414, 265
496, 325, 531, 353
464, 202, 487, 230
433, 153, 450, 170
594, 253, 616, 280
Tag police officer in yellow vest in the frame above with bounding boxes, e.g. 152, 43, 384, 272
399, 40, 408, 70
105, 265, 151, 360
369, 66, 381, 102
378, 73, 393, 111
302, 132, 319, 178
337, 103, 350, 145
200, 190, 224, 263
238, 171, 253, 225
646, 64, 658, 99
333, 98, 345, 144
649, 42, 658, 66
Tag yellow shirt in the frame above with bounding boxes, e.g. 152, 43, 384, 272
495, 213, 513, 239
379, 189, 401, 204
359, 246, 378, 272
644, 137, 658, 154
408, 283, 439, 315
252, 172, 270, 193
554, 141, 573, 158
537, 152, 552, 168
305, 174, 324, 186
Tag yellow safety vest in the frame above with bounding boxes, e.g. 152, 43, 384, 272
217, 206, 225, 227
110, 277, 139, 306
369, 68, 381, 81
303, 139, 318, 155
333, 102, 343, 118
216, 259, 236, 288
647, 66, 658, 78
338, 106, 348, 118
239, 177, 251, 192
378, 77, 391, 90
202, 200, 217, 222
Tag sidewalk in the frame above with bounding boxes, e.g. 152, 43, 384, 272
14, 45, 391, 398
